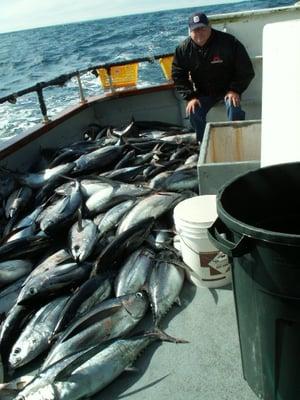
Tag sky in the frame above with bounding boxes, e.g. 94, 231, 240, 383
0, 0, 246, 33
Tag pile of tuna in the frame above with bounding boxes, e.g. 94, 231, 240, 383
0, 120, 198, 400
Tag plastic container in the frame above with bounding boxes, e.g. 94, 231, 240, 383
198, 120, 261, 194
159, 55, 174, 81
208, 162, 300, 399
97, 63, 139, 90
173, 195, 231, 288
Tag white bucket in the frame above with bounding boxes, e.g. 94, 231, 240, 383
173, 195, 231, 288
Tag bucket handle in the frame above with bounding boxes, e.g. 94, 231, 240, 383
208, 218, 252, 257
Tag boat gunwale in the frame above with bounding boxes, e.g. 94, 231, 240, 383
0, 82, 174, 160
209, 3, 300, 22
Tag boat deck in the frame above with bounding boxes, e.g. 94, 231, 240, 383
95, 281, 258, 400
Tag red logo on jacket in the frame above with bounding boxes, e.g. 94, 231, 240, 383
211, 55, 223, 64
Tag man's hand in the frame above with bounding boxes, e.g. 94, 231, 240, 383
224, 91, 240, 107
186, 98, 201, 115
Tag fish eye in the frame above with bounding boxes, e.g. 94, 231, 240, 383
29, 287, 37, 295
14, 347, 21, 354
135, 292, 143, 298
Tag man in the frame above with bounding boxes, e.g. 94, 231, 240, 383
172, 12, 255, 142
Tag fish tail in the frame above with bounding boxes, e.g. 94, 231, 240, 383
145, 328, 189, 344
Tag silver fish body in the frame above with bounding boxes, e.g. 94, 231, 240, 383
117, 192, 183, 234
161, 168, 198, 191
69, 219, 98, 262
55, 178, 116, 199
42, 291, 148, 368
86, 182, 148, 215
148, 171, 172, 189
7, 225, 37, 242
98, 199, 135, 237
149, 259, 185, 325
85, 186, 115, 215
0, 276, 26, 316
17, 262, 89, 306
16, 163, 75, 189
184, 153, 198, 164
115, 247, 154, 296
0, 260, 32, 288
0, 173, 16, 201
0, 353, 3, 384
73, 145, 123, 173
39, 181, 82, 234
14, 344, 109, 400
160, 132, 196, 143
24, 334, 158, 400
24, 249, 72, 283
148, 229, 174, 249
5, 187, 33, 219
9, 296, 69, 369
14, 205, 45, 230
75, 277, 112, 318
52, 276, 112, 337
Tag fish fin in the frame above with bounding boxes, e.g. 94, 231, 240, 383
1, 223, 28, 245
53, 343, 109, 382
175, 296, 181, 307
124, 366, 139, 373
0, 375, 35, 391
140, 282, 150, 295
208, 288, 219, 305
143, 328, 189, 344
153, 328, 189, 344
77, 208, 83, 232
59, 302, 122, 342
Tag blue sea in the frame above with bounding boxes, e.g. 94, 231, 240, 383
0, 0, 295, 138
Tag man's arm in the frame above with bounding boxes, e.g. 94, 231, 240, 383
171, 46, 196, 101
228, 39, 255, 95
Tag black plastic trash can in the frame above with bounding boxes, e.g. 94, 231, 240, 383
208, 162, 300, 400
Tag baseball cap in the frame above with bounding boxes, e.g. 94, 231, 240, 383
188, 12, 209, 31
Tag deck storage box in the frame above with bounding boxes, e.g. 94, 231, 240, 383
198, 120, 261, 194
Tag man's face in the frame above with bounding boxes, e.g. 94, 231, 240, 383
190, 26, 211, 47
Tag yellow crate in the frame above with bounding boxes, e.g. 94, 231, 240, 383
159, 55, 174, 81
97, 63, 139, 89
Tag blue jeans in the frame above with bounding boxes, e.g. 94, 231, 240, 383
189, 96, 246, 142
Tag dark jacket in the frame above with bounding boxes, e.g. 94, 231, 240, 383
172, 29, 255, 100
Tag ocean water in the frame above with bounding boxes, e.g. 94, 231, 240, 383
0, 0, 295, 138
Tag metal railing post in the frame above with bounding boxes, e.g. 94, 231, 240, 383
36, 84, 50, 123
76, 72, 87, 103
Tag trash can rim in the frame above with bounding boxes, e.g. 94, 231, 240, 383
216, 162, 300, 247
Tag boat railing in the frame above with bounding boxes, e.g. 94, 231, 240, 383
0, 50, 262, 126
0, 52, 174, 124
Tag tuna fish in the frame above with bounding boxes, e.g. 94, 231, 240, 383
39, 180, 82, 234
117, 192, 184, 234
17, 262, 91, 306
148, 258, 185, 326
97, 199, 136, 237
68, 218, 98, 262
0, 260, 33, 288
13, 163, 75, 189
73, 145, 124, 173
42, 291, 149, 369
5, 187, 33, 219
19, 331, 179, 400
115, 247, 154, 296
52, 275, 112, 337
9, 296, 69, 369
